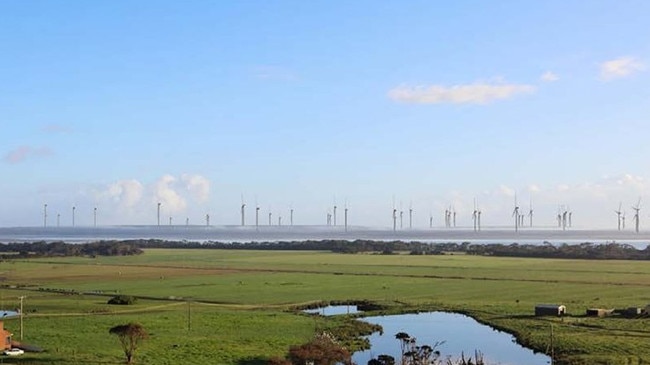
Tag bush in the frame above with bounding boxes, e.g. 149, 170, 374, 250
108, 295, 137, 305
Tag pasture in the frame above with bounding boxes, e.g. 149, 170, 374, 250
2, 249, 650, 364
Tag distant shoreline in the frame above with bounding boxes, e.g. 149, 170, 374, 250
0, 225, 649, 246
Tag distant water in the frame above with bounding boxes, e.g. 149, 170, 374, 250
0, 225, 648, 247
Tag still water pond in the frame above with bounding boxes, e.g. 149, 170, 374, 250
304, 305, 359, 316
353, 312, 550, 365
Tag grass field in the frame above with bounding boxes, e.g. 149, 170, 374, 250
2, 249, 650, 364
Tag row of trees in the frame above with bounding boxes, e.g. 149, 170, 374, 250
0, 240, 142, 258
2, 238, 649, 260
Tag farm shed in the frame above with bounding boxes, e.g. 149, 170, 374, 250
586, 308, 614, 317
535, 304, 566, 316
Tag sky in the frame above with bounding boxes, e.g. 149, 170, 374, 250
1, 1, 649, 229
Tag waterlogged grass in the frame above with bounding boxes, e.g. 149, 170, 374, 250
2, 249, 650, 364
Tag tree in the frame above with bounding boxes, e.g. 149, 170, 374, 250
109, 323, 148, 364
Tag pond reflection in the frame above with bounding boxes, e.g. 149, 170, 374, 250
353, 312, 550, 365
303, 305, 359, 316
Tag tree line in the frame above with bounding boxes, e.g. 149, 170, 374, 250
1, 239, 649, 260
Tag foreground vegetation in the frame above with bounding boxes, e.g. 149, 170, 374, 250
1, 247, 650, 364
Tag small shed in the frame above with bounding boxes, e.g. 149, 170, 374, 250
535, 304, 566, 317
586, 308, 614, 317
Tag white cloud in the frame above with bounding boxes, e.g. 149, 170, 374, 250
181, 174, 211, 202
3, 146, 53, 164
105, 179, 144, 208
540, 71, 559, 82
599, 56, 645, 80
388, 81, 535, 104
154, 175, 187, 213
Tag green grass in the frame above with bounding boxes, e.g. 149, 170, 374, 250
2, 249, 650, 364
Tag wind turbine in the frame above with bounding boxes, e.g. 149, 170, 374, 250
43, 204, 48, 228
512, 195, 519, 232
472, 199, 478, 232
477, 206, 482, 231
528, 198, 534, 228
452, 207, 456, 228
268, 211, 272, 226
632, 198, 641, 233
278, 215, 282, 226
429, 210, 433, 228
392, 208, 397, 232
57, 213, 60, 227
399, 201, 404, 230
93, 207, 97, 227
157, 202, 161, 226
186, 217, 189, 226
72, 206, 76, 227
622, 211, 626, 230
169, 216, 173, 226
444, 208, 449, 228
409, 202, 413, 230
206, 213, 210, 226
240, 195, 246, 226
255, 197, 260, 231
333, 200, 337, 227
344, 200, 348, 232
290, 205, 294, 226
614, 202, 622, 231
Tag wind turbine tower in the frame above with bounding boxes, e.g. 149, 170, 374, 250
157, 202, 161, 226
169, 216, 172, 226
268, 211, 272, 226
409, 202, 413, 230
477, 206, 482, 231
72, 206, 76, 227
240, 196, 246, 226
206, 214, 210, 226
344, 202, 348, 232
632, 198, 641, 233
290, 206, 294, 226
472, 199, 478, 232
615, 202, 622, 230
512, 195, 520, 232
57, 213, 60, 228
93, 207, 97, 227
528, 199, 534, 227
43, 204, 48, 228
452, 208, 457, 228
255, 205, 260, 230
392, 208, 397, 231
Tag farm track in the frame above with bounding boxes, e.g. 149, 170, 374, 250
17, 259, 650, 288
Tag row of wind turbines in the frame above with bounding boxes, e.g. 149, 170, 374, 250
39, 196, 645, 233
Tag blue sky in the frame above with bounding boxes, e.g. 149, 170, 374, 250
1, 1, 649, 228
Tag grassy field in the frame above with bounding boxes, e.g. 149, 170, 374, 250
2, 249, 650, 364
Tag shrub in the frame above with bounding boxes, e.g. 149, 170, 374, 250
108, 295, 137, 305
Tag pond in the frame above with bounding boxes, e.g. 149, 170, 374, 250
353, 312, 550, 365
304, 305, 360, 316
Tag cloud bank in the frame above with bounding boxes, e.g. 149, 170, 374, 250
94, 174, 212, 223
388, 81, 535, 104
